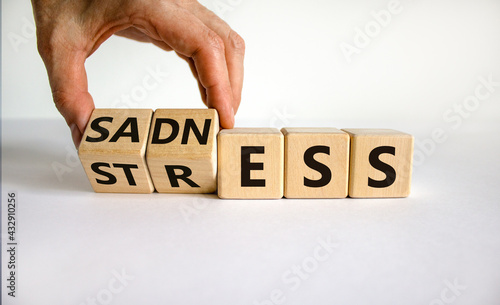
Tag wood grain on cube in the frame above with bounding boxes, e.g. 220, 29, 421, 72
146, 109, 219, 193
217, 128, 284, 199
282, 128, 349, 198
342, 129, 414, 198
78, 109, 154, 193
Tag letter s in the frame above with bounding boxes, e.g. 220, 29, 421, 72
303, 146, 332, 187
368, 146, 396, 188
86, 117, 112, 142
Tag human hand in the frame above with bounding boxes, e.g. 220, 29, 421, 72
31, 0, 245, 147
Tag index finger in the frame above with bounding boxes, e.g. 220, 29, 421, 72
140, 4, 235, 128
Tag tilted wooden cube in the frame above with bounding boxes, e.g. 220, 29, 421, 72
78, 109, 154, 193
217, 128, 284, 199
342, 129, 414, 198
282, 128, 350, 198
146, 109, 219, 193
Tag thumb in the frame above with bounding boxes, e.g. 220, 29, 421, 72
42, 49, 95, 148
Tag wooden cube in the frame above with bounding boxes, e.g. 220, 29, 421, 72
78, 109, 154, 193
341, 129, 414, 198
282, 128, 349, 198
146, 109, 219, 193
217, 128, 284, 199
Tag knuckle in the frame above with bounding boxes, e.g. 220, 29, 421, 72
36, 31, 64, 62
36, 40, 50, 59
35, 21, 85, 61
205, 30, 226, 55
36, 31, 54, 59
52, 89, 72, 111
228, 30, 245, 54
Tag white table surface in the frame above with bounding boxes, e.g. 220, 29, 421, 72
2, 118, 500, 305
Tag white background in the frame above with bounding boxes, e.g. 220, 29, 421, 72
2, 0, 500, 304
3, 0, 500, 125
